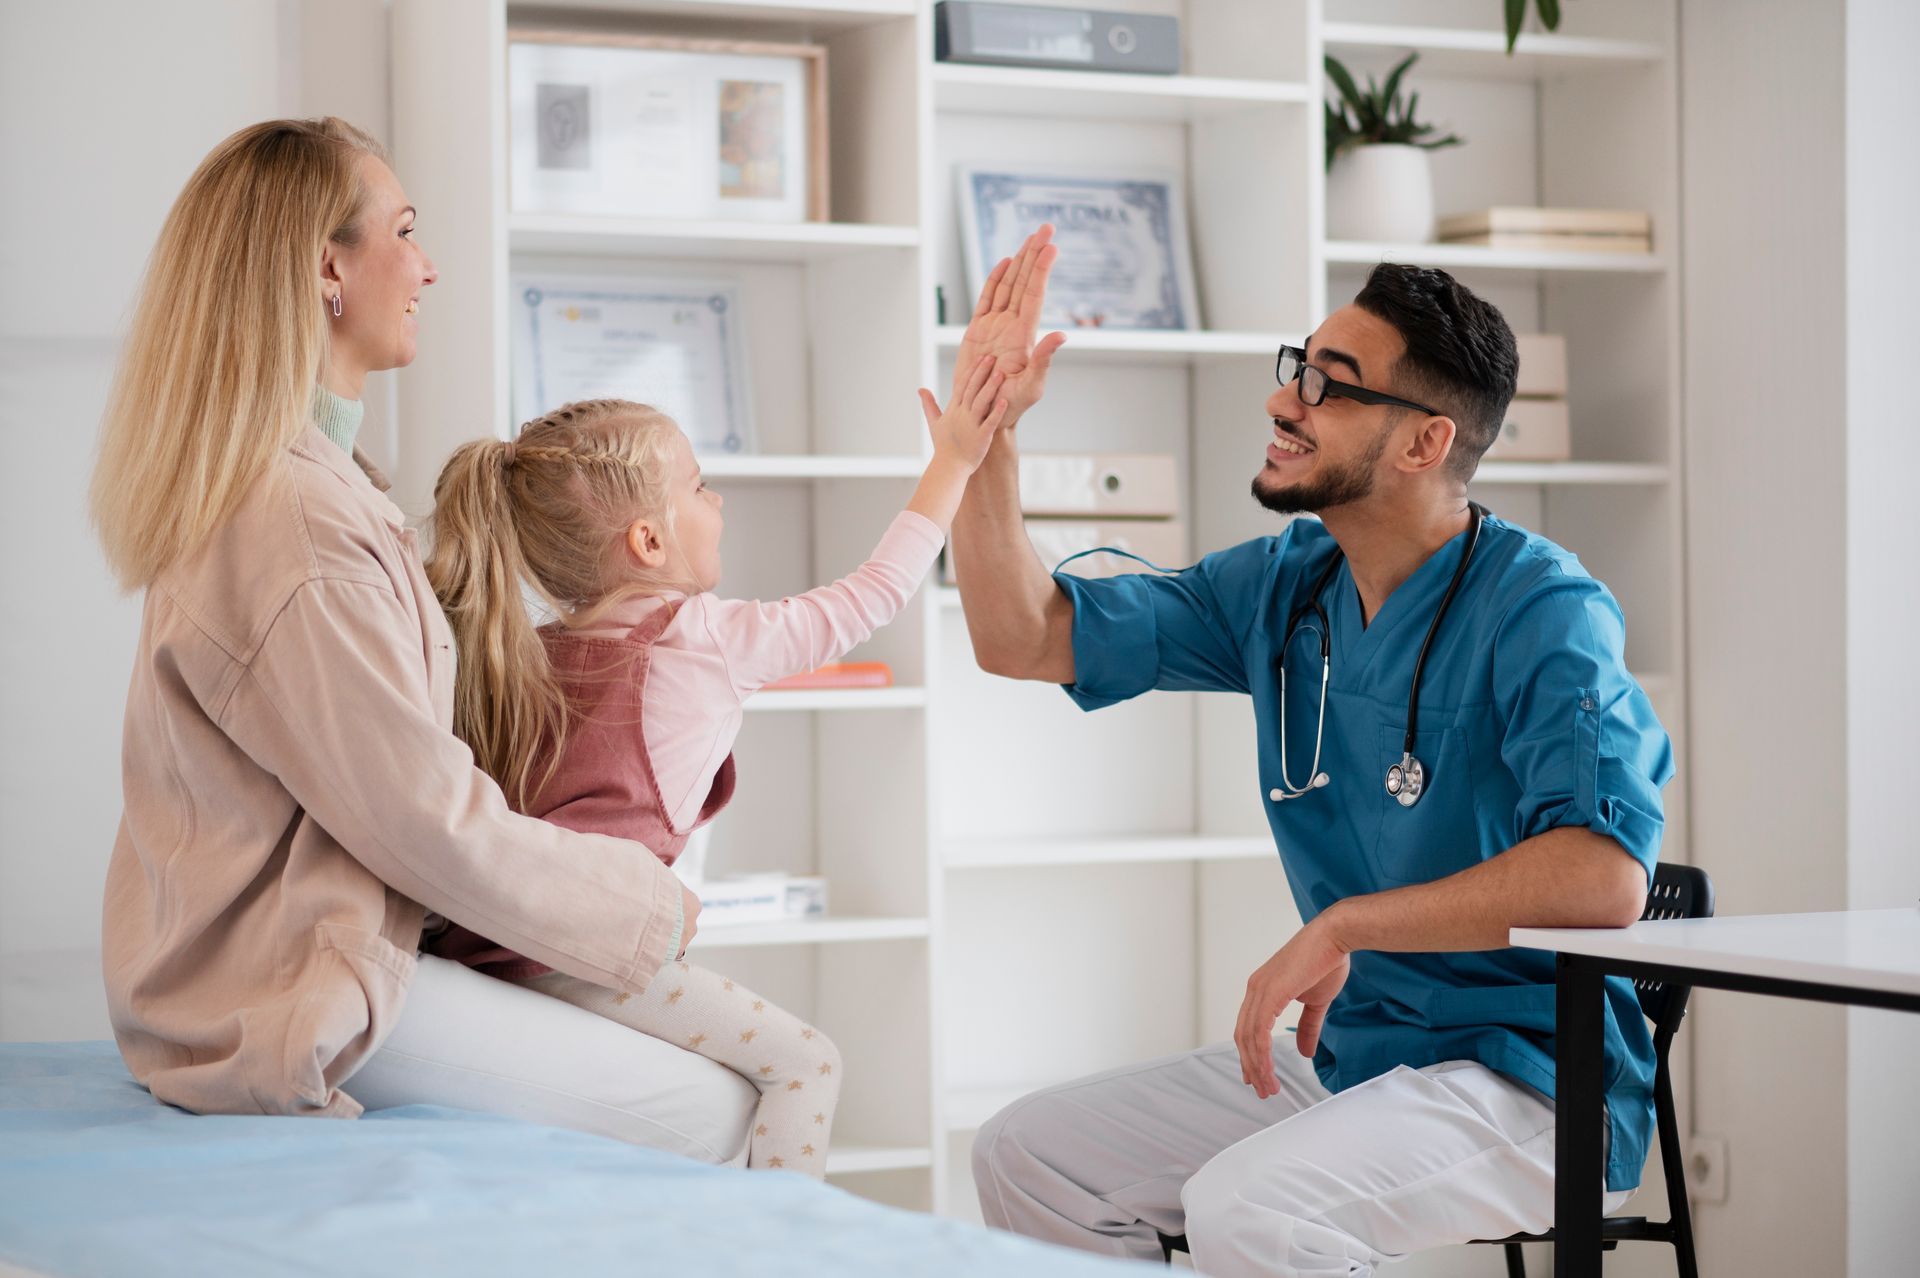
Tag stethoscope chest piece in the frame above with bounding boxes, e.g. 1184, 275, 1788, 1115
1385, 752, 1426, 808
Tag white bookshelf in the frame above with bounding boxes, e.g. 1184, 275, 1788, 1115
689, 916, 932, 947
392, 0, 1687, 1234
746, 687, 927, 711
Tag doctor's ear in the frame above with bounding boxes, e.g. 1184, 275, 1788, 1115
1399, 413, 1458, 474
625, 518, 669, 569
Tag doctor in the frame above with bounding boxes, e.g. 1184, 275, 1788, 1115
946, 227, 1674, 1276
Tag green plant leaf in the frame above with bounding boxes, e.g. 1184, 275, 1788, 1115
1323, 55, 1366, 115
1380, 53, 1418, 119
1538, 0, 1562, 30
1505, 0, 1526, 53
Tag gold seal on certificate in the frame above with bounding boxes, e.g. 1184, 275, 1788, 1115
957, 164, 1201, 331
511, 274, 755, 455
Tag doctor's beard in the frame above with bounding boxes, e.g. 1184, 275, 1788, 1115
1251, 415, 1396, 516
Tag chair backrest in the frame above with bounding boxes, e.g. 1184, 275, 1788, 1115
1632, 862, 1716, 1035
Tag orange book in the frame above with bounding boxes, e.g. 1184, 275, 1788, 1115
764, 661, 895, 691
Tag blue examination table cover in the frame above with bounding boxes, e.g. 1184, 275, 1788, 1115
1, 1042, 1148, 1277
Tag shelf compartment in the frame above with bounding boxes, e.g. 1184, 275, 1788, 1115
1321, 22, 1666, 82
1322, 240, 1665, 275
747, 688, 928, 712
933, 63, 1309, 123
943, 835, 1272, 870
700, 454, 925, 480
509, 0, 919, 33
510, 214, 919, 261
686, 915, 930, 948
934, 324, 1295, 364
1474, 461, 1671, 485
824, 1145, 934, 1175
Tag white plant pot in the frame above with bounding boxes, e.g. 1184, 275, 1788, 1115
1326, 144, 1436, 245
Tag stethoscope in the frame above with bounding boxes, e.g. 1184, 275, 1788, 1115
1270, 503, 1485, 809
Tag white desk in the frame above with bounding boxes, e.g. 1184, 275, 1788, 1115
1510, 908, 1920, 1278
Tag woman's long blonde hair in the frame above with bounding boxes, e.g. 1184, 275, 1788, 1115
425, 399, 689, 810
90, 117, 387, 590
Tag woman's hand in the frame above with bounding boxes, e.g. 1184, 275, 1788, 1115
678, 883, 701, 959
918, 354, 1011, 474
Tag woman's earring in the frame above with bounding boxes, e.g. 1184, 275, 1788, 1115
330, 292, 343, 318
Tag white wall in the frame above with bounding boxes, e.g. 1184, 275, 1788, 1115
0, 0, 389, 1041
1843, 3, 1920, 1273
1680, 2, 1850, 1272
1683, 2, 1920, 1275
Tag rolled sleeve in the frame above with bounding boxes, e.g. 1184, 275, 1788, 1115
1493, 572, 1675, 882
1055, 536, 1279, 711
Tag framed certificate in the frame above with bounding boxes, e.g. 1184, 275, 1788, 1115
509, 30, 829, 223
957, 164, 1201, 331
511, 275, 755, 455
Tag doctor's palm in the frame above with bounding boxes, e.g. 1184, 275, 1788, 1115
955, 224, 1067, 428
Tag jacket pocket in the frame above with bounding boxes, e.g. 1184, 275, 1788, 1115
285, 923, 417, 1109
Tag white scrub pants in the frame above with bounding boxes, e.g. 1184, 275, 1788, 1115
973, 1041, 1634, 1277
345, 954, 758, 1165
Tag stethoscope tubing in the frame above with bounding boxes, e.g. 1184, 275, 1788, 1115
1273, 504, 1486, 805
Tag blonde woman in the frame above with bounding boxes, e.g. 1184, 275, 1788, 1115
91, 117, 755, 1162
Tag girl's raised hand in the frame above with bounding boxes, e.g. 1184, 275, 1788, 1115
918, 354, 1011, 473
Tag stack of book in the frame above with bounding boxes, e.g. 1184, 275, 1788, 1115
942, 452, 1185, 585
1437, 207, 1652, 255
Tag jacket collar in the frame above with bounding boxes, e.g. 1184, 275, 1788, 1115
292, 425, 407, 530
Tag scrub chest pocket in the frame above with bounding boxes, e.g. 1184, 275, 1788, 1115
1370, 723, 1480, 887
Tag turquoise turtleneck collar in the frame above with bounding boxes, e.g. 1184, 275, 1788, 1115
313, 385, 365, 456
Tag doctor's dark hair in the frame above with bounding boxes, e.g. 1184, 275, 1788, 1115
1353, 263, 1518, 482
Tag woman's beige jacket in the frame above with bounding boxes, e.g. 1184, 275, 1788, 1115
102, 428, 684, 1117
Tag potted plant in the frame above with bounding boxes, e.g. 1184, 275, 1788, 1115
1323, 53, 1462, 244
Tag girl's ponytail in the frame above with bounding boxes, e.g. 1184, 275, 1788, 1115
425, 438, 568, 811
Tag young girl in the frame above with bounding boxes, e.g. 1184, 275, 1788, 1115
421, 356, 1011, 1176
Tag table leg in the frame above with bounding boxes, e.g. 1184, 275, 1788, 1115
1555, 953, 1605, 1278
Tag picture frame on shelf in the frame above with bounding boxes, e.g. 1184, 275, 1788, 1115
510, 273, 755, 456
956, 163, 1200, 331
508, 28, 829, 223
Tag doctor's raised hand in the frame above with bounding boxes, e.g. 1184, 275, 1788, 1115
954, 223, 1069, 427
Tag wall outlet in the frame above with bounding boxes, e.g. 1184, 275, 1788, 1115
1686, 1133, 1729, 1205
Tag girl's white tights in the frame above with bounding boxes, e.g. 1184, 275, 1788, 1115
517, 961, 842, 1177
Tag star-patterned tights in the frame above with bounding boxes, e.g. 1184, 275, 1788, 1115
517, 962, 841, 1177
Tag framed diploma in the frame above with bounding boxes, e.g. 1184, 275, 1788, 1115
511, 274, 755, 456
957, 164, 1201, 330
508, 29, 829, 223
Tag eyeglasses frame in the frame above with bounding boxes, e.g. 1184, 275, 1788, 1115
1275, 344, 1443, 419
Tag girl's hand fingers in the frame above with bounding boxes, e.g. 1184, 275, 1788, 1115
983, 397, 1010, 433
973, 368, 1008, 416
918, 389, 941, 433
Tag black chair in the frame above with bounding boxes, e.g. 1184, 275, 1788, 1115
1159, 862, 1713, 1278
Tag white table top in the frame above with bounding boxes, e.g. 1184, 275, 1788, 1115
1510, 908, 1920, 999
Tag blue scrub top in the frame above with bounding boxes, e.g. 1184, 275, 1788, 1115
1056, 513, 1674, 1193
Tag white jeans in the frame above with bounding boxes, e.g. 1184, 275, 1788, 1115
345, 954, 758, 1165
973, 1042, 1634, 1277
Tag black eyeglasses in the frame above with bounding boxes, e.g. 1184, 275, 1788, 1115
1275, 345, 1441, 418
